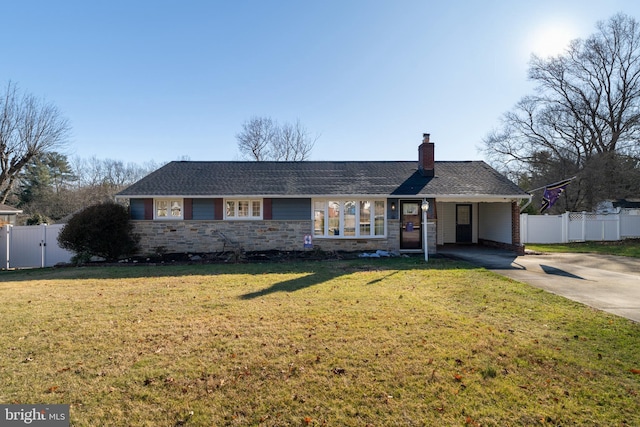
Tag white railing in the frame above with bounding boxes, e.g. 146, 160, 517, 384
0, 224, 73, 269
520, 209, 640, 244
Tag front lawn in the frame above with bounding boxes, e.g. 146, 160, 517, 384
1, 257, 639, 426
527, 238, 640, 258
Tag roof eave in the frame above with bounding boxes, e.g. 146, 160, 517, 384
116, 193, 531, 201
433, 194, 531, 202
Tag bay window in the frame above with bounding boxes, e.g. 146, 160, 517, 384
314, 201, 325, 235
359, 201, 371, 235
313, 199, 385, 237
328, 201, 340, 235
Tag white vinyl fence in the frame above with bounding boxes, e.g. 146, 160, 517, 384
521, 209, 640, 244
0, 224, 73, 269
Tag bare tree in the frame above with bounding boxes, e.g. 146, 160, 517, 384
272, 119, 318, 161
72, 156, 160, 188
484, 13, 640, 211
0, 82, 71, 204
14, 154, 162, 223
236, 116, 278, 161
236, 116, 317, 161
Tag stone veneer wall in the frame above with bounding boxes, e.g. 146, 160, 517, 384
426, 222, 437, 254
132, 219, 409, 255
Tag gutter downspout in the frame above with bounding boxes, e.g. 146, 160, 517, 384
519, 194, 533, 213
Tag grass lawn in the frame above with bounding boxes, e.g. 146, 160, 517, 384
1, 257, 639, 426
527, 238, 640, 258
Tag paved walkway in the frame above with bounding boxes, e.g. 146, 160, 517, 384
438, 247, 640, 323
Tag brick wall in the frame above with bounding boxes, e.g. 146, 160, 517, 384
511, 201, 521, 246
511, 201, 525, 255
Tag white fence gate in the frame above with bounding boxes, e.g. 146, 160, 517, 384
520, 209, 640, 244
0, 224, 73, 269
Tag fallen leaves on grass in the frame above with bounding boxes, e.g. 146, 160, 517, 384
465, 416, 481, 426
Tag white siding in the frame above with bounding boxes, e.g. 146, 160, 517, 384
437, 202, 479, 244
478, 203, 512, 244
437, 203, 455, 244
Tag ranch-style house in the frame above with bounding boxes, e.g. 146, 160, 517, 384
115, 134, 531, 256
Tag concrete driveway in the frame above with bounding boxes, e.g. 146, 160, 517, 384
438, 247, 640, 323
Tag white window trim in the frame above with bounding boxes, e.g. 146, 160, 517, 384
313, 199, 386, 238
154, 198, 184, 220
224, 198, 263, 220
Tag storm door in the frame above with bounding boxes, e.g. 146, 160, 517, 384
400, 201, 422, 249
456, 204, 472, 243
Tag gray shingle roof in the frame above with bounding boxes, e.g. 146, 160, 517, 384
116, 161, 528, 198
0, 203, 22, 213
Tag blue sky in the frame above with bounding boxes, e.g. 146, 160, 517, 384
2, 1, 639, 165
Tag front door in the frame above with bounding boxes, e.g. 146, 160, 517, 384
400, 201, 422, 249
456, 204, 472, 243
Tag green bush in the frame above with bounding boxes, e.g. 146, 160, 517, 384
26, 213, 50, 225
57, 203, 139, 262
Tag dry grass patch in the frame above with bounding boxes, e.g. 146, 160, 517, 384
1, 257, 639, 426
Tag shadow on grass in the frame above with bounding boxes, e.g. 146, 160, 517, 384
238, 256, 472, 299
0, 255, 473, 285
366, 270, 400, 285
239, 271, 334, 299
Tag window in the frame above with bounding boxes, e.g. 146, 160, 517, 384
314, 201, 325, 235
344, 201, 356, 236
225, 199, 263, 219
359, 201, 371, 235
226, 201, 235, 217
313, 199, 385, 237
328, 201, 340, 235
155, 199, 183, 219
238, 201, 249, 217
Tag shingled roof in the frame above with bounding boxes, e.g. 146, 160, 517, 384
0, 203, 23, 214
116, 160, 528, 200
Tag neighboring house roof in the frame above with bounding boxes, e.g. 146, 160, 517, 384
613, 199, 640, 209
116, 161, 529, 200
0, 203, 23, 214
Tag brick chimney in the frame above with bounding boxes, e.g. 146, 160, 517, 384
418, 133, 434, 177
